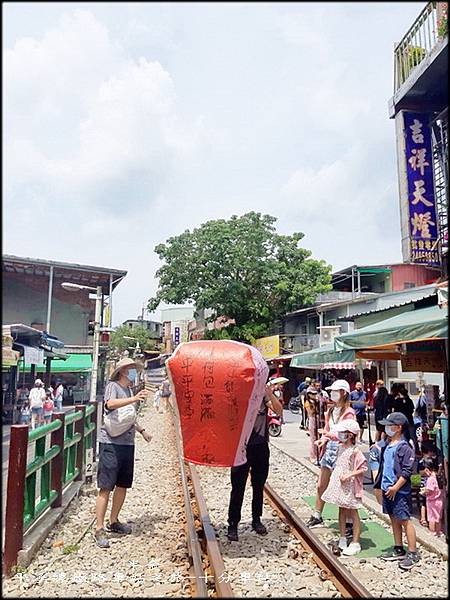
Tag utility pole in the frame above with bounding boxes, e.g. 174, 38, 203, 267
90, 286, 103, 403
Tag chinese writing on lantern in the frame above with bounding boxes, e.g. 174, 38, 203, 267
404, 112, 440, 266
181, 356, 194, 418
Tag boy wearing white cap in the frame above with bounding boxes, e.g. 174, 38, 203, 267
321, 419, 367, 555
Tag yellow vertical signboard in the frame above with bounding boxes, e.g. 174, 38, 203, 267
253, 335, 280, 360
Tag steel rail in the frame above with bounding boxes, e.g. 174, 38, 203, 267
188, 465, 234, 598
264, 483, 372, 599
171, 404, 208, 597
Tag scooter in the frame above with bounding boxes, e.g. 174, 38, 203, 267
267, 407, 282, 437
288, 396, 301, 414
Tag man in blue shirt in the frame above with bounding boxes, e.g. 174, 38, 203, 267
350, 382, 367, 443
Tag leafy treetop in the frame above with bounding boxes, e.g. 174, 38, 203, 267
148, 212, 332, 343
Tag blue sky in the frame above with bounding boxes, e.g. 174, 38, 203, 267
3, 2, 423, 325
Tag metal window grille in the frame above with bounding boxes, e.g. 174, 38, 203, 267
430, 108, 448, 262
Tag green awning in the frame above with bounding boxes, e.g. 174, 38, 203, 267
290, 344, 356, 369
335, 304, 448, 351
18, 353, 92, 373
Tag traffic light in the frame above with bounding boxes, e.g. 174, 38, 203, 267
88, 321, 95, 336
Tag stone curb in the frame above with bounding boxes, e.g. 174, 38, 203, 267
272, 443, 448, 560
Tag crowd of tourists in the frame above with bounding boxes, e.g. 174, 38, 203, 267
19, 379, 69, 428
18, 354, 446, 573
291, 374, 447, 569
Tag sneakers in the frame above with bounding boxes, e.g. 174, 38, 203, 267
380, 546, 407, 561
227, 524, 239, 542
342, 542, 361, 556
306, 515, 324, 528
399, 551, 420, 570
338, 536, 348, 550
252, 520, 268, 535
106, 520, 132, 534
94, 528, 110, 549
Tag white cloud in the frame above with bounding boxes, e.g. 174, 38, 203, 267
4, 3, 421, 322
4, 9, 208, 209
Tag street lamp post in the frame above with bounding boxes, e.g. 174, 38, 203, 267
61, 282, 104, 403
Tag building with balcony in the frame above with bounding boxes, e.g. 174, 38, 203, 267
389, 1, 448, 274
122, 318, 162, 339
2, 254, 127, 404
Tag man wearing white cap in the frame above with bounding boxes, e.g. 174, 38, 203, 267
94, 358, 150, 548
29, 379, 46, 429
306, 379, 356, 529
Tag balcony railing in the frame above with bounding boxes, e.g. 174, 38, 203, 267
394, 2, 447, 92
289, 334, 320, 354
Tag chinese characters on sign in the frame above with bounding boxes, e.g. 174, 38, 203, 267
403, 112, 440, 266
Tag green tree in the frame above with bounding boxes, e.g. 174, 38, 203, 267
148, 212, 332, 343
109, 324, 160, 355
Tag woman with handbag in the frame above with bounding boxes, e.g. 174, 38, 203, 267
94, 358, 150, 549
306, 380, 356, 528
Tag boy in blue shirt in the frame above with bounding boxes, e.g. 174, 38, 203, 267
374, 412, 419, 570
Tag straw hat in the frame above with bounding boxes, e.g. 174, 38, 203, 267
110, 358, 141, 381
269, 376, 289, 385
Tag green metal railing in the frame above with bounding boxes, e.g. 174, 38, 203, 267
394, 2, 447, 92
63, 410, 83, 486
24, 421, 61, 529
3, 402, 98, 575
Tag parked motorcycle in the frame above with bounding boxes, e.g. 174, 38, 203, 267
288, 396, 301, 414
267, 407, 282, 437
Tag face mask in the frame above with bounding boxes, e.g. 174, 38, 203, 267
126, 369, 137, 383
337, 432, 348, 442
385, 425, 398, 437
330, 390, 341, 402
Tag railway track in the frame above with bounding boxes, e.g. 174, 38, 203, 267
171, 402, 372, 598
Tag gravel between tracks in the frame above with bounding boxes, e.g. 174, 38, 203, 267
3, 405, 192, 598
268, 444, 448, 598
196, 464, 339, 597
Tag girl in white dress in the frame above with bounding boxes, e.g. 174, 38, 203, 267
321, 419, 367, 555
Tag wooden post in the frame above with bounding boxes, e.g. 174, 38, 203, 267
74, 405, 86, 481
3, 425, 29, 575
50, 412, 66, 509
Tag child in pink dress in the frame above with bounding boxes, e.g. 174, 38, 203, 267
321, 419, 367, 555
420, 457, 443, 536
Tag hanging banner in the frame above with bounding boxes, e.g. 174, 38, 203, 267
253, 335, 280, 360
401, 351, 446, 373
403, 111, 440, 266
24, 345, 44, 366
167, 340, 269, 467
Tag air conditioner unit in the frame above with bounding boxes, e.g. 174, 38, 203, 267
318, 325, 341, 347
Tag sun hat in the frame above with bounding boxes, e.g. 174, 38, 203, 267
34, 379, 44, 386
306, 386, 319, 394
335, 419, 361, 436
110, 358, 141, 381
378, 412, 409, 426
269, 376, 289, 385
326, 379, 351, 394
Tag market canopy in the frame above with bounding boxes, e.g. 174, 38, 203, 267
334, 304, 447, 351
18, 353, 92, 373
289, 344, 356, 369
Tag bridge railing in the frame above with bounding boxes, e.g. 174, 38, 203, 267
3, 402, 98, 575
